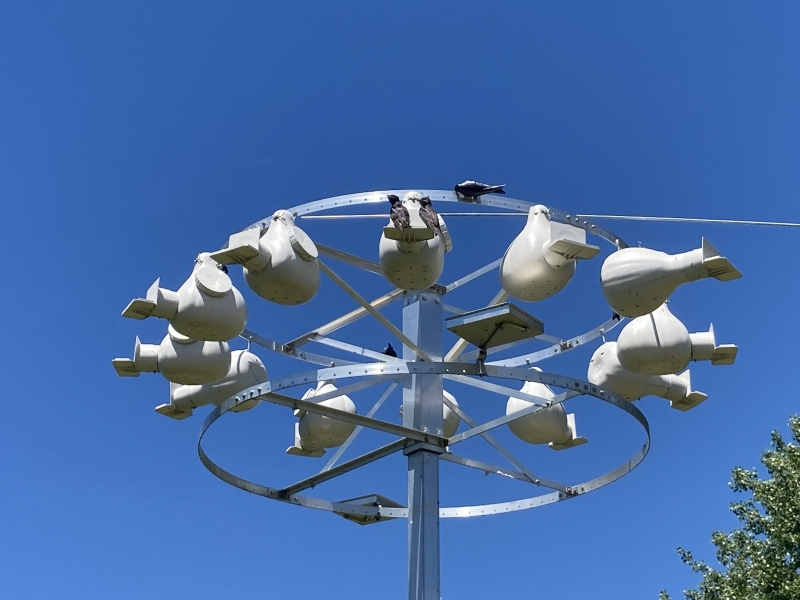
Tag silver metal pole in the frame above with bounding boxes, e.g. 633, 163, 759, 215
402, 291, 443, 600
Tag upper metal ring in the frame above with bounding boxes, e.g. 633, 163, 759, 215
240, 189, 628, 250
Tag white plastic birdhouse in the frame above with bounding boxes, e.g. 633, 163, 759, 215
155, 350, 268, 420
287, 379, 357, 458
616, 303, 738, 375
600, 238, 742, 318
442, 390, 461, 438
401, 389, 461, 438
379, 192, 452, 291
112, 325, 231, 385
211, 210, 320, 305
500, 205, 600, 301
121, 253, 247, 341
506, 368, 587, 450
587, 341, 708, 411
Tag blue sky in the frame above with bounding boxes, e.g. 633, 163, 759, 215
2, 2, 799, 598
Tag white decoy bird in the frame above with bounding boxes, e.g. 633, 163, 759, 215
500, 205, 600, 301
121, 252, 247, 341
379, 191, 451, 290
505, 368, 587, 450
287, 379, 357, 458
212, 209, 321, 305
158, 350, 268, 420
112, 325, 231, 385
616, 303, 737, 375
587, 341, 708, 411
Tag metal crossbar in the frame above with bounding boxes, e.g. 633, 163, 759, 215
316, 243, 384, 275
280, 439, 407, 497
320, 379, 403, 473
441, 396, 568, 493
448, 391, 578, 445
287, 289, 407, 349
318, 260, 433, 362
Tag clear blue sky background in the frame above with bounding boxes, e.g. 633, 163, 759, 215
2, 2, 799, 599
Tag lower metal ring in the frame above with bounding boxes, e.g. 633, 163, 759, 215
197, 362, 650, 519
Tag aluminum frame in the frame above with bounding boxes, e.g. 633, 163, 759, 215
194, 190, 635, 600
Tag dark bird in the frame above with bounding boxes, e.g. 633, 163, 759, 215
418, 196, 443, 237
388, 194, 410, 231
454, 180, 506, 200
382, 343, 397, 357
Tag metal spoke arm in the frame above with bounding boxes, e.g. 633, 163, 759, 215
441, 395, 568, 493
443, 374, 551, 407
280, 439, 406, 498
319, 260, 433, 362
241, 329, 364, 367
287, 288, 406, 349
320, 379, 403, 473
482, 315, 625, 367
316, 243, 384, 275
444, 258, 502, 293
262, 390, 448, 447
439, 453, 532, 484
448, 390, 580, 445
312, 335, 401, 364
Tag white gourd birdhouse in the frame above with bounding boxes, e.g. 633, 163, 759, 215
112, 325, 231, 385
211, 210, 320, 306
600, 238, 742, 318
500, 205, 600, 301
442, 390, 461, 439
379, 192, 452, 291
121, 253, 247, 341
616, 303, 738, 375
155, 350, 268, 420
587, 341, 708, 411
287, 380, 357, 458
505, 368, 587, 450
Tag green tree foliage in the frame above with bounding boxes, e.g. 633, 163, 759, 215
660, 416, 800, 600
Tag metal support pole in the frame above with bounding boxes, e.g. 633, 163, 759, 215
402, 291, 443, 600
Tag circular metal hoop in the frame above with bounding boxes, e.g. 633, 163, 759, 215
198, 362, 650, 520
200, 190, 640, 521
237, 189, 629, 367
243, 189, 629, 250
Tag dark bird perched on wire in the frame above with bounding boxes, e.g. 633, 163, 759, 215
388, 194, 410, 231
418, 196, 443, 237
382, 343, 397, 357
454, 180, 506, 200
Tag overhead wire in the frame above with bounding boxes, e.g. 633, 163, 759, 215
300, 212, 800, 227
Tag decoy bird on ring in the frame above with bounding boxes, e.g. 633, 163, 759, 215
454, 180, 506, 200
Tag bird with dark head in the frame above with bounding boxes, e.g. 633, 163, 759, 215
454, 180, 506, 200
388, 194, 410, 231
382, 343, 397, 358
418, 196, 443, 237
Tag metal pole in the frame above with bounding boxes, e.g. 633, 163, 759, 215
402, 291, 443, 600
